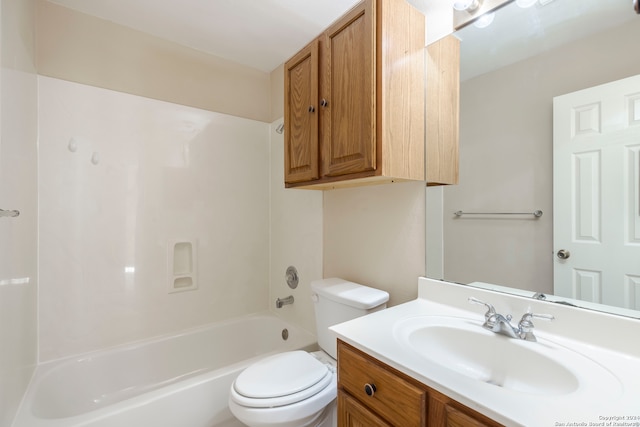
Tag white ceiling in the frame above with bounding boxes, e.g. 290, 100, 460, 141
46, 0, 635, 76
47, 0, 442, 73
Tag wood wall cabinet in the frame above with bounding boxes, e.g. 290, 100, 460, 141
426, 35, 460, 186
284, 0, 453, 190
337, 340, 504, 427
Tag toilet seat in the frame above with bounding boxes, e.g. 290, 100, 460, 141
231, 351, 333, 408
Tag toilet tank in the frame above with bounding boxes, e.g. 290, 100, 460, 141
311, 278, 389, 359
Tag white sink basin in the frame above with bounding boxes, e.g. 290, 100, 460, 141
393, 316, 620, 396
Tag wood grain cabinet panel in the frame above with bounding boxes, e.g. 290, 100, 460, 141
284, 39, 319, 183
321, 1, 375, 178
337, 340, 504, 427
338, 341, 426, 426
428, 388, 503, 427
426, 35, 460, 186
338, 390, 392, 427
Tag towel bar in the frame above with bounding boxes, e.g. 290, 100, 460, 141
454, 210, 543, 218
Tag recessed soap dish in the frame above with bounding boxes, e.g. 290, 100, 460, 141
168, 240, 197, 293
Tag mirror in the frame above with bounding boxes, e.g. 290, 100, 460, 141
426, 0, 640, 317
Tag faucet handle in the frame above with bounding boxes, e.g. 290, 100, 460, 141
518, 312, 554, 341
519, 312, 555, 325
468, 297, 496, 321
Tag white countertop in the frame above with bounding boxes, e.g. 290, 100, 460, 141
330, 278, 640, 427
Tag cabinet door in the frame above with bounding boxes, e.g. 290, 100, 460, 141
428, 390, 504, 427
443, 406, 494, 427
338, 390, 392, 427
284, 39, 319, 184
321, 0, 375, 178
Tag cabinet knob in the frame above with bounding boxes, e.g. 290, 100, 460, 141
308, 105, 315, 113
320, 98, 328, 107
364, 383, 377, 397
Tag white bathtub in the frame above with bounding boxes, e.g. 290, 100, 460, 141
12, 313, 317, 427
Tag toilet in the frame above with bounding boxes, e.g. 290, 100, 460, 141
228, 278, 389, 427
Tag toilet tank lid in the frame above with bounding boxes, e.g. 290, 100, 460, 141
311, 278, 389, 309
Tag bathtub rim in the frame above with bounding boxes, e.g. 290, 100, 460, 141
40, 311, 315, 367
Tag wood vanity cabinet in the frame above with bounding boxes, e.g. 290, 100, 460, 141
337, 340, 503, 427
284, 0, 458, 190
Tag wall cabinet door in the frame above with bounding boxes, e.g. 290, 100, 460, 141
321, 0, 375, 178
284, 39, 319, 184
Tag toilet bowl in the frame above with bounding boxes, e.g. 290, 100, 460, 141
228, 278, 389, 427
229, 351, 336, 427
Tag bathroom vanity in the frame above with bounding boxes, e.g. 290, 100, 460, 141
331, 277, 640, 426
337, 340, 501, 426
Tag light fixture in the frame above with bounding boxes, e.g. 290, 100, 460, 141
473, 11, 495, 28
516, 0, 538, 8
452, 0, 498, 30
453, 0, 481, 12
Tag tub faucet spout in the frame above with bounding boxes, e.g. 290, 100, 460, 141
276, 295, 294, 308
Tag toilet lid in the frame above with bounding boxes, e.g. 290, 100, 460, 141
233, 351, 331, 401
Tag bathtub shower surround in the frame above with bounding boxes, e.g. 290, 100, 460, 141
13, 313, 316, 427
0, 0, 39, 424
37, 76, 271, 362
1, 66, 38, 427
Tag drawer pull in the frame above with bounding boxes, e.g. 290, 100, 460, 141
364, 383, 377, 397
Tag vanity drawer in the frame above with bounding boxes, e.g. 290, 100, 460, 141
337, 340, 427, 426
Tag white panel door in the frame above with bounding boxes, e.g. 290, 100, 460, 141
553, 74, 640, 310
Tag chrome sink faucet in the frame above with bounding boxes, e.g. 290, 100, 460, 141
468, 297, 554, 342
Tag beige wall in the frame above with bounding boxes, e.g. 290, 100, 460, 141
439, 21, 640, 294
36, 0, 271, 123
324, 182, 427, 306
270, 64, 284, 123
0, 0, 38, 423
